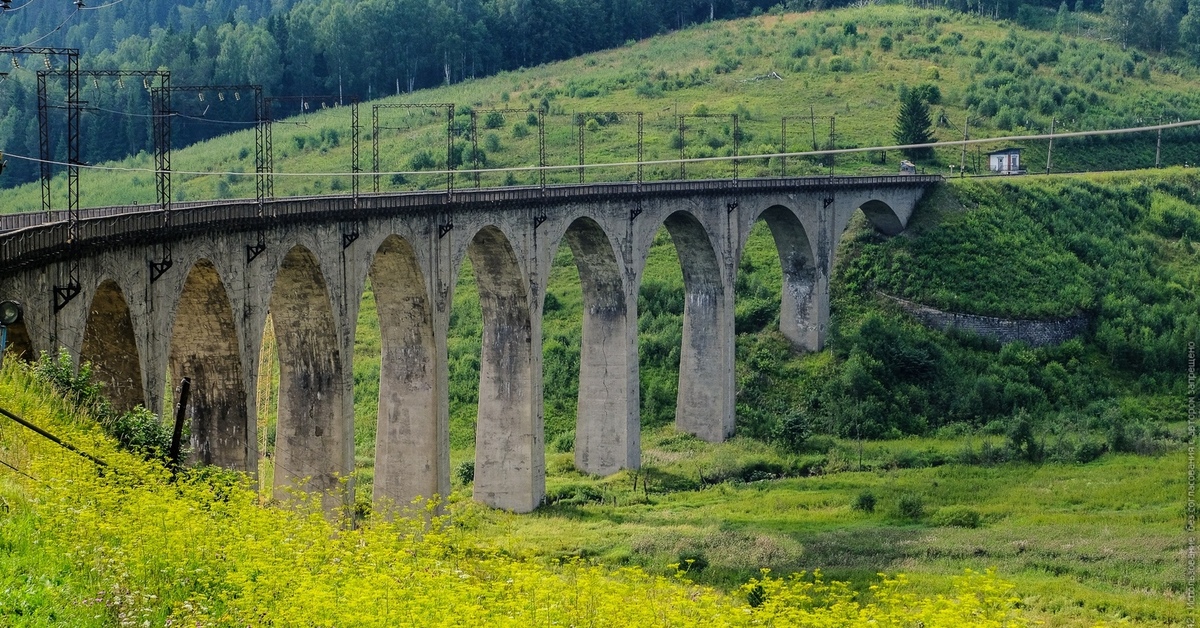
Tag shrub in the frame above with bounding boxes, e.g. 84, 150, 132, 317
931, 505, 982, 528
676, 550, 709, 573
484, 132, 502, 152
108, 406, 174, 460
853, 490, 877, 513
550, 431, 574, 453
511, 123, 529, 138
483, 111, 505, 129
409, 150, 437, 171
896, 494, 924, 520
1074, 439, 1107, 463
454, 460, 475, 485
773, 409, 813, 453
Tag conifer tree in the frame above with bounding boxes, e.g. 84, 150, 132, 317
893, 88, 934, 160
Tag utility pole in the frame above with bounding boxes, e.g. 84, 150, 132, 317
960, 114, 969, 177
809, 105, 817, 150
1155, 116, 1162, 168
828, 116, 835, 177
1046, 118, 1055, 175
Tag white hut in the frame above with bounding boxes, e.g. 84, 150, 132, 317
988, 148, 1024, 175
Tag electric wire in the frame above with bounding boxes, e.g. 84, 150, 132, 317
1, 0, 45, 13
79, 0, 127, 9
3, 118, 1199, 179
13, 8, 79, 47
0, 454, 39, 482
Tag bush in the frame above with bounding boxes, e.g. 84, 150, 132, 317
409, 150, 437, 171
484, 133, 502, 153
853, 490, 877, 513
773, 409, 813, 453
483, 111, 505, 129
896, 494, 924, 520
931, 505, 982, 528
108, 406, 174, 459
550, 431, 574, 453
676, 550, 709, 573
454, 460, 475, 485
511, 123, 529, 139
1074, 439, 1107, 463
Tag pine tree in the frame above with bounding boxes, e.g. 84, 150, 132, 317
893, 89, 934, 160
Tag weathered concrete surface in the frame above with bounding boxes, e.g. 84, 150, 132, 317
0, 178, 934, 514
80, 279, 146, 413
170, 259, 249, 469
369, 235, 441, 511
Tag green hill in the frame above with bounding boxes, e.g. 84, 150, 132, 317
5, 5, 1200, 210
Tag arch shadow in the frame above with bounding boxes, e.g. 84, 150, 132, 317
659, 210, 732, 442
80, 279, 145, 413
740, 205, 822, 351
269, 246, 347, 504
169, 259, 250, 471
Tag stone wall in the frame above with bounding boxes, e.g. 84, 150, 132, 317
880, 293, 1088, 347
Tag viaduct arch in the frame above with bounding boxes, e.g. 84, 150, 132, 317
0, 176, 937, 513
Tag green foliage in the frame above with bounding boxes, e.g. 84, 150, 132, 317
454, 460, 475, 485
408, 150, 437, 171
896, 494, 925, 520
31, 350, 174, 461
485, 132, 503, 153
852, 490, 877, 513
483, 111, 505, 129
772, 409, 813, 453
893, 88, 934, 160
931, 505, 982, 528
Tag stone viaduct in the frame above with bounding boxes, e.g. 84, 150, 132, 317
0, 176, 937, 512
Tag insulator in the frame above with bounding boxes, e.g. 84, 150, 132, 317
233, 92, 240, 101
11, 57, 19, 69
43, 57, 51, 69
117, 77, 124, 88
303, 101, 309, 111
218, 92, 224, 102
198, 92, 204, 102
143, 78, 150, 90
0, 1, 11, 11
93, 78, 100, 89
74, 0, 85, 8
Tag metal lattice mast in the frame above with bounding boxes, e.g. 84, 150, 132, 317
3, 47, 80, 222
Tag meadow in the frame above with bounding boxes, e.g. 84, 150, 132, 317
0, 358, 1041, 627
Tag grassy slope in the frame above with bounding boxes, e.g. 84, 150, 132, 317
6, 6, 1200, 210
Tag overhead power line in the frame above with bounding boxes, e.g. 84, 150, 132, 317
3, 117, 1199, 180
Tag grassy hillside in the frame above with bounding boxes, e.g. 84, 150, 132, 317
6, 5, 1200, 211
0, 358, 1042, 627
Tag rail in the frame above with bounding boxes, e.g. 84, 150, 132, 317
0, 175, 940, 275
